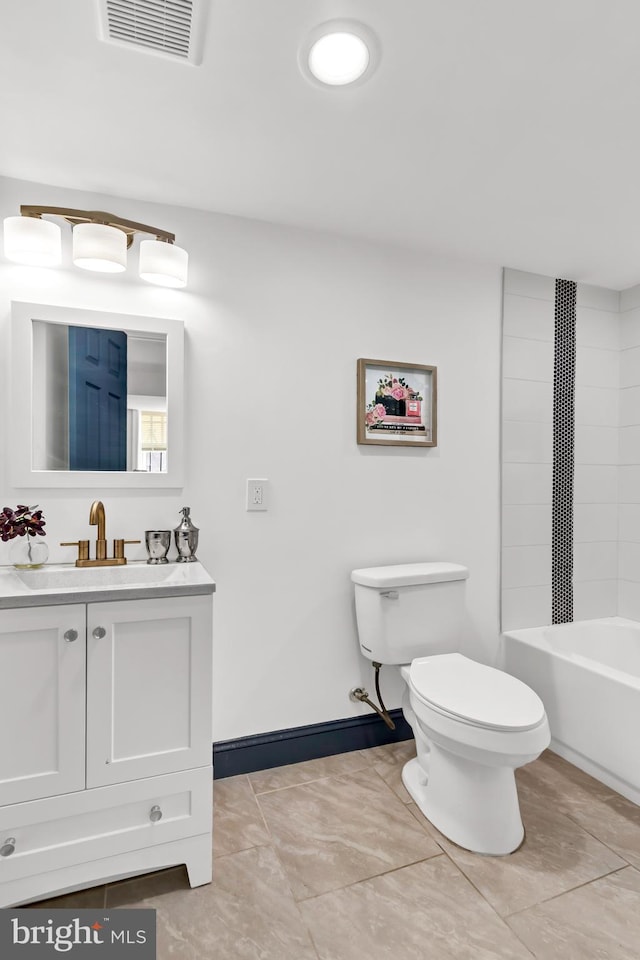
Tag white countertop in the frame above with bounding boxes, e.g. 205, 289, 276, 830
0, 560, 216, 609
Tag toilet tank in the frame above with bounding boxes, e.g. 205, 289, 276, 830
351, 562, 469, 665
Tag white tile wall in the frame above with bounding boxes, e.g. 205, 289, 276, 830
620, 345, 640, 387
503, 269, 555, 301
573, 580, 618, 620
575, 345, 619, 389
574, 503, 618, 542
619, 466, 640, 503
502, 420, 553, 463
502, 545, 552, 589
502, 463, 552, 504
501, 275, 554, 629
576, 285, 620, 312
575, 299, 619, 635
618, 579, 640, 620
619, 426, 640, 464
618, 541, 640, 581
501, 585, 552, 631
502, 294, 554, 341
573, 541, 618, 582
576, 307, 620, 349
620, 288, 640, 313
502, 379, 553, 422
502, 269, 622, 629
503, 336, 554, 381
574, 424, 618, 465
620, 386, 640, 426
574, 385, 618, 427
620, 307, 640, 347
573, 465, 618, 504
619, 503, 640, 540
502, 505, 552, 546
619, 286, 640, 618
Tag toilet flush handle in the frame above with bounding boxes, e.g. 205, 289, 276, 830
381, 590, 399, 600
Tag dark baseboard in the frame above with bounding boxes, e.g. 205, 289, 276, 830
212, 708, 412, 779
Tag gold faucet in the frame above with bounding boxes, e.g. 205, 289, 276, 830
61, 500, 140, 567
90, 499, 107, 561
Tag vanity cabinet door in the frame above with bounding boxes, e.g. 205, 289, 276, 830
86, 595, 212, 788
0, 605, 86, 805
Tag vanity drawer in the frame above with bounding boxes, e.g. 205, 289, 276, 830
0, 767, 212, 883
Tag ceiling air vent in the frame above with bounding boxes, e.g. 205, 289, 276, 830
98, 0, 207, 64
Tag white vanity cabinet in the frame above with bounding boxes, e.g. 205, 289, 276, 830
86, 596, 212, 788
0, 604, 86, 806
0, 586, 214, 908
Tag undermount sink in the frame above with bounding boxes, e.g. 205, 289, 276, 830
13, 562, 186, 590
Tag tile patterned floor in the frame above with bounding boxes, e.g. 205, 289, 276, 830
28, 745, 640, 959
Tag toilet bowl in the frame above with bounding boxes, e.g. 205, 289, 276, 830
399, 655, 550, 855
351, 562, 550, 856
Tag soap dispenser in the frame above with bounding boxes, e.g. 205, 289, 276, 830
174, 506, 199, 563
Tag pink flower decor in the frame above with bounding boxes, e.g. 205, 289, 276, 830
0, 505, 46, 542
365, 403, 387, 426
391, 386, 408, 401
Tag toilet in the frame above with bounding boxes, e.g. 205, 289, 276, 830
351, 562, 550, 855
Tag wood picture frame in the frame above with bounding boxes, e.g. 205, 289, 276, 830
357, 358, 437, 447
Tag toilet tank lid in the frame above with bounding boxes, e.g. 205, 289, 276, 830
351, 562, 469, 588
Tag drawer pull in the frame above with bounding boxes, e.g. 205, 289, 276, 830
64, 629, 78, 643
92, 626, 107, 640
149, 805, 163, 823
0, 838, 16, 857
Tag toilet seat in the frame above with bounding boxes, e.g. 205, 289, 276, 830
408, 653, 545, 732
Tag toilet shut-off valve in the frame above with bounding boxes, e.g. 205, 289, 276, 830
349, 662, 396, 730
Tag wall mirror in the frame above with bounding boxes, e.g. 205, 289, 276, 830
10, 302, 185, 488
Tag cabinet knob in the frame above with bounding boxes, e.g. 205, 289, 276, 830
64, 629, 78, 643
92, 626, 107, 640
149, 805, 163, 823
0, 838, 16, 857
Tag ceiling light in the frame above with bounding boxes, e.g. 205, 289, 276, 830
3, 206, 189, 288
309, 32, 369, 85
3, 215, 62, 267
300, 20, 378, 88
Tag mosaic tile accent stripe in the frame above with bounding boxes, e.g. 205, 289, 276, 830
552, 279, 576, 623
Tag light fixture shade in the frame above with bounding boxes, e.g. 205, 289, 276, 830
72, 222, 127, 273
139, 240, 188, 288
308, 31, 370, 85
3, 216, 62, 266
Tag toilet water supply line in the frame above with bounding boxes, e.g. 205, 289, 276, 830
351, 662, 396, 730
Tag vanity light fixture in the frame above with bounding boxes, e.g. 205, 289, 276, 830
3, 206, 189, 288
300, 20, 378, 88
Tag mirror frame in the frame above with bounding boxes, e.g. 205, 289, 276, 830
10, 301, 185, 489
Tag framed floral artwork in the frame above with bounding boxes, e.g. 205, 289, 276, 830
357, 358, 437, 447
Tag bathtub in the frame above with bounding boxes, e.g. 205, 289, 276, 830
501, 617, 640, 805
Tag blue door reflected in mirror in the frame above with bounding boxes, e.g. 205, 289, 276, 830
69, 326, 128, 471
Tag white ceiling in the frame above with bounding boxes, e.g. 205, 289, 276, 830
3, 0, 640, 289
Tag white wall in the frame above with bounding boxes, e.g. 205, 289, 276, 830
0, 175, 502, 740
